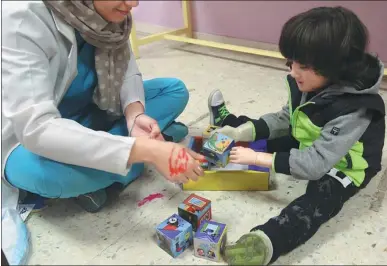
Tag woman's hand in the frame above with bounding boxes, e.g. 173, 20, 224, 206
159, 143, 205, 183
230, 147, 273, 168
128, 138, 205, 184
128, 114, 164, 140
125, 101, 164, 140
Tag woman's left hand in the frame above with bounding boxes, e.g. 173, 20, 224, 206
127, 114, 164, 140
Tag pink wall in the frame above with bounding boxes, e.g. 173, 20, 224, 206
133, 1, 387, 63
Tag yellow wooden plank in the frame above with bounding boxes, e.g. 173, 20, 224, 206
129, 17, 140, 58
182, 0, 193, 38
164, 34, 284, 59
138, 28, 188, 45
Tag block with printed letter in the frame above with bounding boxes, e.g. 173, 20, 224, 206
194, 220, 227, 262
177, 193, 212, 231
202, 125, 220, 139
202, 132, 235, 167
155, 214, 193, 258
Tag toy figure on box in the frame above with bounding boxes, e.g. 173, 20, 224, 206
194, 221, 227, 262
202, 125, 220, 139
202, 132, 235, 167
178, 193, 212, 231
156, 214, 193, 258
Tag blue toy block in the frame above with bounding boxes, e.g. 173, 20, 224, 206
156, 214, 193, 258
194, 220, 228, 262
202, 132, 235, 167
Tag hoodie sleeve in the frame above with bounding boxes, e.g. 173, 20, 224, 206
273, 108, 372, 180
251, 76, 293, 140
257, 103, 291, 140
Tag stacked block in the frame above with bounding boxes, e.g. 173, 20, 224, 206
202, 132, 235, 167
178, 193, 212, 231
155, 193, 227, 262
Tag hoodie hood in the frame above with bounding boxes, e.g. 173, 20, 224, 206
321, 58, 384, 97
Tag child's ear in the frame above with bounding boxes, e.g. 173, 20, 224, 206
286, 60, 293, 69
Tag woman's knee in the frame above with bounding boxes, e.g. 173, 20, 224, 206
169, 78, 189, 103
5, 156, 63, 198
5, 146, 115, 199
122, 163, 145, 185
170, 78, 189, 113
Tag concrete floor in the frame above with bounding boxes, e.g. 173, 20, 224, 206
26, 40, 387, 265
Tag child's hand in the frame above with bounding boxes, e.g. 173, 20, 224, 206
230, 147, 273, 168
229, 147, 258, 165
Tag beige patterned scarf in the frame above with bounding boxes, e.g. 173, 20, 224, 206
44, 0, 132, 116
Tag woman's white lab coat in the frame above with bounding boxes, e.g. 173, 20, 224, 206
2, 1, 145, 263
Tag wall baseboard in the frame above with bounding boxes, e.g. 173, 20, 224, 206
134, 22, 387, 91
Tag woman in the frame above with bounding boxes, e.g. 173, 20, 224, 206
2, 0, 205, 214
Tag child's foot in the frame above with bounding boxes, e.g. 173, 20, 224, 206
162, 121, 189, 143
208, 89, 231, 127
224, 231, 273, 265
74, 189, 108, 213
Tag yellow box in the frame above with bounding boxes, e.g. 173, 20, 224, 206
182, 136, 270, 191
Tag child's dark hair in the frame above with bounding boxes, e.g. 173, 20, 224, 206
279, 6, 380, 90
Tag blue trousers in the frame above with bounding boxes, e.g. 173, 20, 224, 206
5, 78, 189, 198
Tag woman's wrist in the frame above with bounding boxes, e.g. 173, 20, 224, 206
124, 101, 144, 121
127, 137, 157, 165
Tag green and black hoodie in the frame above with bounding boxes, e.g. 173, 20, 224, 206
253, 60, 385, 187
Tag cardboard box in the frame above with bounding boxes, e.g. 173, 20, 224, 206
194, 220, 227, 262
182, 136, 270, 191
155, 214, 193, 258
178, 193, 212, 231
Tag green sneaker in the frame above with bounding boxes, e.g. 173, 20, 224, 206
208, 89, 231, 127
224, 231, 273, 265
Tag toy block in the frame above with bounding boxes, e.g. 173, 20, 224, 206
178, 193, 212, 232
194, 220, 227, 262
182, 136, 270, 191
202, 125, 220, 139
202, 132, 235, 167
156, 214, 193, 258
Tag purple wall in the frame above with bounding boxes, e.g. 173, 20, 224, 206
133, 1, 387, 62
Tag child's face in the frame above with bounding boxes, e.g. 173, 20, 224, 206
289, 61, 328, 92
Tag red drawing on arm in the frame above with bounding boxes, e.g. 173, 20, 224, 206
169, 147, 189, 176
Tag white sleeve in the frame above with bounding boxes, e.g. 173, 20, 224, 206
120, 42, 145, 113
2, 7, 136, 176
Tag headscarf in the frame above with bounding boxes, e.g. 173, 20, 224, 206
44, 0, 132, 115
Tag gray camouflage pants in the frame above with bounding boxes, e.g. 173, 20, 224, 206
252, 174, 361, 263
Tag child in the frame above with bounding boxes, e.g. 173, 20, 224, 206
208, 6, 385, 265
